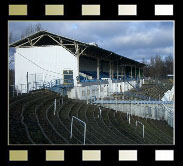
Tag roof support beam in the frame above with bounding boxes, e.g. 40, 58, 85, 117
27, 38, 33, 46
109, 61, 112, 79
32, 35, 44, 46
47, 34, 74, 54
75, 43, 80, 84
15, 35, 46, 48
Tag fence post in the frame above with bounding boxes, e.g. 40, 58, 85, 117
54, 99, 56, 115
130, 101, 132, 116
99, 107, 102, 119
70, 117, 73, 139
16, 85, 18, 96
86, 86, 88, 104
102, 97, 104, 107
20, 84, 23, 95
84, 123, 86, 145
115, 95, 117, 111
12, 85, 14, 97
27, 72, 29, 93
35, 73, 37, 90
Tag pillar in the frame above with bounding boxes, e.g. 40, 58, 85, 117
117, 62, 119, 79
76, 44, 80, 85
131, 66, 133, 79
112, 63, 114, 79
97, 58, 100, 80
77, 55, 80, 77
109, 61, 112, 79
121, 65, 124, 79
124, 65, 126, 79
135, 66, 136, 79
142, 67, 144, 78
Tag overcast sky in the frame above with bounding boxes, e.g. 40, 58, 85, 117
9, 21, 174, 63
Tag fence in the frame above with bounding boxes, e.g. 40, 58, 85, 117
68, 79, 143, 100
10, 71, 75, 96
94, 100, 174, 128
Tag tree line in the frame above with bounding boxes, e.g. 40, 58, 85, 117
142, 55, 173, 78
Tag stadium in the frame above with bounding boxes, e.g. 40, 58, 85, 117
9, 30, 174, 145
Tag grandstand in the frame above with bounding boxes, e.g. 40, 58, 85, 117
9, 31, 174, 145
9, 30, 145, 96
113, 79, 173, 101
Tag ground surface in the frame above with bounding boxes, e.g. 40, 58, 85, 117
9, 89, 173, 145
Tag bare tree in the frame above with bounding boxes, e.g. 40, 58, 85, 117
142, 54, 173, 78
35, 23, 42, 32
21, 23, 43, 39
9, 32, 14, 66
165, 55, 173, 74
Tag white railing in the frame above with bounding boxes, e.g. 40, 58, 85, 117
126, 112, 131, 124
136, 120, 144, 138
70, 116, 86, 145
161, 104, 174, 128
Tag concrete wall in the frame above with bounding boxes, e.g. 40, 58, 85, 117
15, 45, 78, 92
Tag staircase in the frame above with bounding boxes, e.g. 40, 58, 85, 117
127, 80, 140, 91
79, 72, 93, 80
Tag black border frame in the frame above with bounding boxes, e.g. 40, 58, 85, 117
0, 0, 180, 166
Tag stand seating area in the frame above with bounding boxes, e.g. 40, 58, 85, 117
9, 89, 173, 144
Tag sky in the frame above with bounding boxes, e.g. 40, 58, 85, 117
9, 21, 174, 63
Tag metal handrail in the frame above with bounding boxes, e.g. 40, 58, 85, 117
70, 116, 86, 145
136, 120, 144, 138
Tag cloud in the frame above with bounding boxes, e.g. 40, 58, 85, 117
9, 21, 174, 62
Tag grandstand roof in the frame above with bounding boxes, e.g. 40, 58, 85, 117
9, 30, 145, 67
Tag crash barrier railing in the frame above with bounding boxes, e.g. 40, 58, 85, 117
160, 104, 174, 128
93, 100, 173, 104
93, 99, 173, 127
70, 116, 86, 145
136, 120, 144, 138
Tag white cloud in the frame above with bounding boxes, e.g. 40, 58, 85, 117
9, 21, 174, 62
